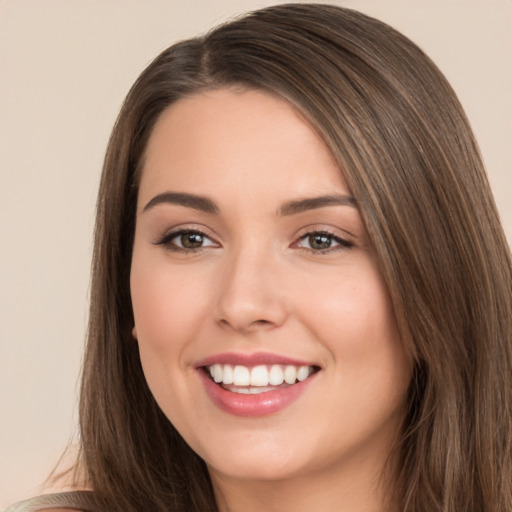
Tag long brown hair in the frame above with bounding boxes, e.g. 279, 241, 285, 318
77, 4, 512, 511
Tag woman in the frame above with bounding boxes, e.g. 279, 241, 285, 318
6, 3, 512, 512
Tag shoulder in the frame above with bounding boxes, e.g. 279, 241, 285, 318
2, 491, 100, 512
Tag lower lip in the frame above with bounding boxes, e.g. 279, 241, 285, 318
198, 370, 317, 417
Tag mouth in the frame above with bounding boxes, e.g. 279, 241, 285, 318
203, 363, 320, 394
195, 352, 321, 416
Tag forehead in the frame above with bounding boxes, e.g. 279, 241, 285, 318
139, 88, 348, 206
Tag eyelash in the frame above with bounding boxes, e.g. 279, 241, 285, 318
154, 229, 354, 254
295, 230, 354, 253
154, 229, 218, 253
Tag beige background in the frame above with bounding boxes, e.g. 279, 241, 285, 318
1, 0, 511, 507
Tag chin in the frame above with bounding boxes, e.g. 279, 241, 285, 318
206, 455, 305, 483
192, 430, 310, 482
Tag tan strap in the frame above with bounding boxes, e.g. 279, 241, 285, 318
3, 491, 101, 512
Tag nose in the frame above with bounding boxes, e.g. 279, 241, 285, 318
215, 244, 289, 333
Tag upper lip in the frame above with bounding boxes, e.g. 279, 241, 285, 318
195, 351, 319, 368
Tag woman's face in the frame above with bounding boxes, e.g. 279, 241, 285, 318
131, 88, 411, 486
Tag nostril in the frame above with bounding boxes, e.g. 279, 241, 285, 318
253, 319, 271, 326
218, 317, 279, 332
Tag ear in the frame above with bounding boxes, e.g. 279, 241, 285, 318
132, 326, 138, 340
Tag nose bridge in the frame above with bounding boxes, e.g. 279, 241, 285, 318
215, 237, 287, 331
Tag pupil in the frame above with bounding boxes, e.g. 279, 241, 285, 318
182, 233, 203, 248
310, 234, 331, 249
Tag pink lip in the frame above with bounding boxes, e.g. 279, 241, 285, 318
195, 351, 316, 368
195, 352, 319, 417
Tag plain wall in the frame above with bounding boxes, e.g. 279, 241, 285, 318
1, 0, 511, 506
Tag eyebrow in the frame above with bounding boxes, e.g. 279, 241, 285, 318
142, 191, 356, 216
143, 192, 220, 214
279, 194, 357, 216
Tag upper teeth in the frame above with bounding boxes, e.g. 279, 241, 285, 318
208, 364, 313, 387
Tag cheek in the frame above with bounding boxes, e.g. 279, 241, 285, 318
130, 256, 213, 362
296, 261, 409, 398
298, 263, 398, 351
129, 258, 213, 421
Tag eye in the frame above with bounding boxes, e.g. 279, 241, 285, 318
295, 231, 353, 252
155, 229, 218, 251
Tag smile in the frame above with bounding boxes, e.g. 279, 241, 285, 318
196, 353, 320, 416
206, 364, 316, 393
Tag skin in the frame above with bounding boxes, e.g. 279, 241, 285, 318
130, 88, 411, 512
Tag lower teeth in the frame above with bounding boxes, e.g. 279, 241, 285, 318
222, 383, 290, 394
